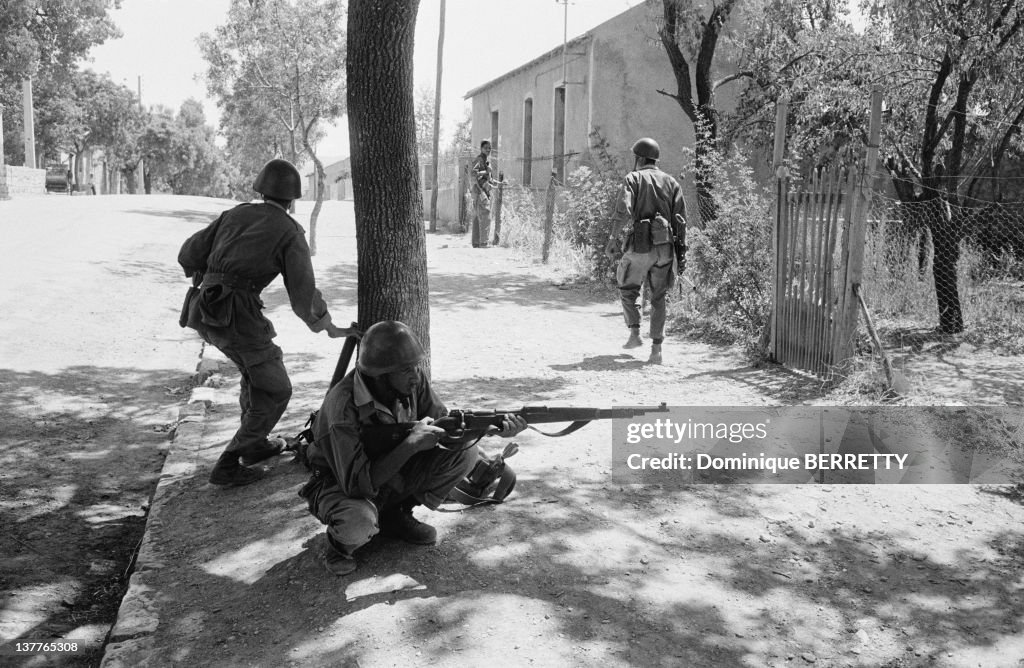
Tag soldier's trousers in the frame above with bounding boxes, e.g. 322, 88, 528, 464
471, 190, 491, 246
616, 244, 676, 342
214, 340, 292, 455
302, 445, 477, 555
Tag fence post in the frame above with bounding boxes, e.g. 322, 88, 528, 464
491, 171, 504, 245
835, 88, 883, 366
770, 98, 789, 362
542, 171, 557, 263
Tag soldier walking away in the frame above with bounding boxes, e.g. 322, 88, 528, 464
604, 138, 687, 365
470, 139, 498, 247
298, 321, 527, 576
178, 158, 358, 487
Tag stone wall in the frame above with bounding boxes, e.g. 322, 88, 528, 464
0, 165, 46, 199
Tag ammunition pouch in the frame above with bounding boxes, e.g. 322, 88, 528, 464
651, 214, 673, 246
630, 214, 672, 254
446, 453, 517, 505
632, 218, 652, 253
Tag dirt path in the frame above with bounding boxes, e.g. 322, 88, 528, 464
0, 195, 231, 666
3, 196, 1023, 667
108, 201, 1024, 668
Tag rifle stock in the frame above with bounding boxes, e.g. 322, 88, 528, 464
360, 403, 668, 460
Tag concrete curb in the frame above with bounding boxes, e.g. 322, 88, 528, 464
99, 345, 229, 668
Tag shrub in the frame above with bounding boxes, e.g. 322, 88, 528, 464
676, 146, 774, 352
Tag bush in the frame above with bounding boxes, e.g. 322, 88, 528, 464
676, 147, 774, 353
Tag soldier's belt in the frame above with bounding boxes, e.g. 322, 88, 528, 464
202, 272, 258, 292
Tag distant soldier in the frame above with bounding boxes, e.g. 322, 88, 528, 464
470, 139, 498, 248
604, 138, 687, 365
178, 158, 358, 486
299, 321, 527, 576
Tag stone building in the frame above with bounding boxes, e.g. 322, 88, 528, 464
303, 157, 352, 201
463, 0, 742, 191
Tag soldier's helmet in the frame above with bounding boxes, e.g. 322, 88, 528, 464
631, 137, 660, 160
357, 321, 427, 377
253, 158, 302, 200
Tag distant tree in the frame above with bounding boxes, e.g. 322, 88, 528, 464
736, 0, 1024, 334
200, 0, 346, 253
0, 0, 120, 164
167, 100, 230, 197
219, 99, 291, 199
414, 85, 436, 160
656, 0, 744, 224
141, 100, 230, 197
347, 0, 432, 365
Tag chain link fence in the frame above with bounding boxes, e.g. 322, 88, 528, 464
859, 192, 1024, 351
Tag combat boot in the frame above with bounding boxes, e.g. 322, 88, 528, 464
324, 535, 358, 576
648, 343, 663, 365
379, 502, 437, 545
239, 436, 286, 466
209, 453, 266, 486
623, 328, 643, 349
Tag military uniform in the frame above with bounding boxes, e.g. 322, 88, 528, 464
300, 369, 476, 556
612, 164, 686, 345
178, 200, 335, 459
471, 151, 492, 247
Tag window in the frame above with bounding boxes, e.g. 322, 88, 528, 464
523, 98, 533, 186
490, 111, 499, 155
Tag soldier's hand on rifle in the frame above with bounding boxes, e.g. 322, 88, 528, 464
605, 237, 622, 261
405, 417, 448, 453
325, 323, 363, 339
494, 414, 528, 438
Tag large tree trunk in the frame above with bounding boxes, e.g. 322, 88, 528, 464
347, 0, 431, 367
929, 198, 965, 333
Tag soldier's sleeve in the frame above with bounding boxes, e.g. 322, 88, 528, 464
611, 176, 635, 239
280, 227, 333, 332
177, 214, 222, 277
324, 414, 379, 499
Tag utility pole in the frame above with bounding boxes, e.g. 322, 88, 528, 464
429, 0, 445, 233
22, 78, 36, 168
560, 0, 568, 85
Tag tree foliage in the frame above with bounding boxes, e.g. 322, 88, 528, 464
141, 100, 230, 197
727, 0, 1024, 334
200, 0, 346, 252
0, 0, 120, 164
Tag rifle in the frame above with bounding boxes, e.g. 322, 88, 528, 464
360, 403, 669, 460
329, 322, 361, 389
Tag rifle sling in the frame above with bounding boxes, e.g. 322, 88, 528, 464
527, 420, 591, 438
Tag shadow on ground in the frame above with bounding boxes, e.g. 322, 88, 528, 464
119, 464, 1024, 667
0, 365, 192, 667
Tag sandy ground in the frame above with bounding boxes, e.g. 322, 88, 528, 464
2, 195, 1024, 668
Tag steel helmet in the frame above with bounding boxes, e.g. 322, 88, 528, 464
356, 320, 427, 376
253, 158, 302, 200
631, 137, 660, 160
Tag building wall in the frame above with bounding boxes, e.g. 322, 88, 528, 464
0, 165, 45, 198
469, 34, 592, 188
304, 158, 352, 201
467, 0, 751, 189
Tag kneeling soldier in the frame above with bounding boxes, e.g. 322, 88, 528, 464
299, 321, 526, 576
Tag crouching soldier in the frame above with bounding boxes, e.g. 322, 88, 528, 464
299, 321, 527, 576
